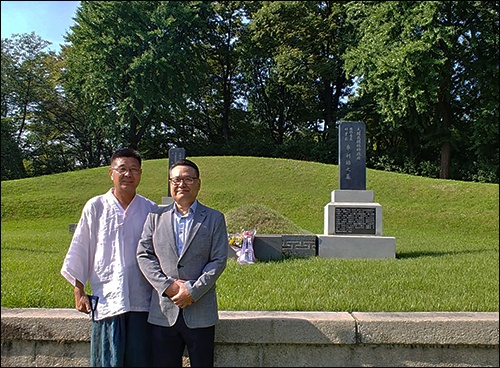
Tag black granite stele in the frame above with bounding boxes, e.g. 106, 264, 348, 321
338, 121, 366, 190
167, 147, 186, 197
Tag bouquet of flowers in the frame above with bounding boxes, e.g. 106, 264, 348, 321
228, 229, 256, 265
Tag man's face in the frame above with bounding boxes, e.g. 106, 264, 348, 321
169, 165, 200, 206
109, 157, 142, 193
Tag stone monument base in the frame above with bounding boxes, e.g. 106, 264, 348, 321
161, 196, 174, 206
317, 234, 396, 259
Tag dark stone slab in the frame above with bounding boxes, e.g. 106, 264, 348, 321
167, 147, 186, 197
254, 235, 283, 260
338, 121, 366, 190
228, 235, 283, 261
228, 235, 321, 261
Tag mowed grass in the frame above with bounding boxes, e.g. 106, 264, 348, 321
1, 156, 498, 311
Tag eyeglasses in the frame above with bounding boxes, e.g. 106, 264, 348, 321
169, 177, 198, 186
112, 167, 142, 175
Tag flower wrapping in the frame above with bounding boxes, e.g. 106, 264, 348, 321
228, 229, 256, 264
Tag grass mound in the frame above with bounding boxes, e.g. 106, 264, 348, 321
1, 156, 498, 311
224, 203, 306, 234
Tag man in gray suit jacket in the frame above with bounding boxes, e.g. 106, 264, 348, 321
137, 159, 228, 367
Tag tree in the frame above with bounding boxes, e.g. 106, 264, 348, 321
1, 37, 26, 179
1, 33, 56, 179
1, 34, 52, 142
1, 119, 26, 180
165, 0, 253, 154
64, 1, 213, 154
343, 1, 499, 181
204, 1, 247, 143
249, 1, 355, 141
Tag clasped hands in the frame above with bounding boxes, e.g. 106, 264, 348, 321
165, 279, 194, 308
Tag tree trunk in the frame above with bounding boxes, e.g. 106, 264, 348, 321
440, 140, 451, 179
129, 115, 139, 150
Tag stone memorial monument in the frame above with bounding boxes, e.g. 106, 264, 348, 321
318, 121, 396, 258
161, 147, 186, 206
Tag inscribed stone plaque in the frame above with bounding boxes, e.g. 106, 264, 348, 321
167, 147, 186, 197
334, 207, 376, 234
338, 121, 366, 190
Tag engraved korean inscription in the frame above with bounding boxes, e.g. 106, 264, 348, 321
335, 207, 376, 234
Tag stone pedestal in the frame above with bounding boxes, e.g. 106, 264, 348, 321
317, 235, 395, 259
319, 190, 396, 259
161, 197, 174, 206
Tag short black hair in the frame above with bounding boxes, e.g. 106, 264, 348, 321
169, 159, 200, 178
110, 148, 142, 166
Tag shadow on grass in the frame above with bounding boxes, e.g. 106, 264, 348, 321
2, 245, 61, 254
397, 248, 495, 259
251, 254, 312, 264
248, 248, 496, 263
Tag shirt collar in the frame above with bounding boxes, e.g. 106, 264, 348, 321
173, 199, 198, 218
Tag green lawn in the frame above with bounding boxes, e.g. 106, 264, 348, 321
1, 156, 498, 311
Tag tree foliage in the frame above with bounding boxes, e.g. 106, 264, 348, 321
64, 1, 213, 152
2, 1, 498, 183
343, 1, 499, 180
1, 32, 60, 178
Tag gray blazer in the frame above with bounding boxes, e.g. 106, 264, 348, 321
137, 201, 228, 328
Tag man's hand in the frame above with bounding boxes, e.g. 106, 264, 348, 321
74, 280, 90, 314
164, 280, 181, 297
170, 281, 194, 308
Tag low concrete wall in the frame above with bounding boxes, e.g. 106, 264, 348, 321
1, 309, 498, 367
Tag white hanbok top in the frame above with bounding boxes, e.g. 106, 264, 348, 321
61, 188, 158, 320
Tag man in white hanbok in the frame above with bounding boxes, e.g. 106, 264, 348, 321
61, 147, 158, 367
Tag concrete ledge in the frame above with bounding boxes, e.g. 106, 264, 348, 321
1, 308, 91, 342
352, 311, 499, 346
2, 309, 499, 367
216, 311, 355, 344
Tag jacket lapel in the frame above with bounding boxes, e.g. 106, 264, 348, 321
162, 204, 178, 255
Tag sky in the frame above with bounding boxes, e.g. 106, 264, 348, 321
1, 1, 81, 52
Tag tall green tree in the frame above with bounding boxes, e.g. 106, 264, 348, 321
166, 0, 253, 155
204, 1, 247, 143
1, 34, 53, 145
1, 33, 56, 179
240, 34, 310, 145
1, 119, 26, 180
32, 46, 115, 171
249, 1, 355, 141
1, 37, 25, 179
2, 31, 116, 177
64, 1, 212, 153
343, 1, 499, 180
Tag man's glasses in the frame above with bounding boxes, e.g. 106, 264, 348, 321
112, 167, 142, 175
169, 177, 198, 186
